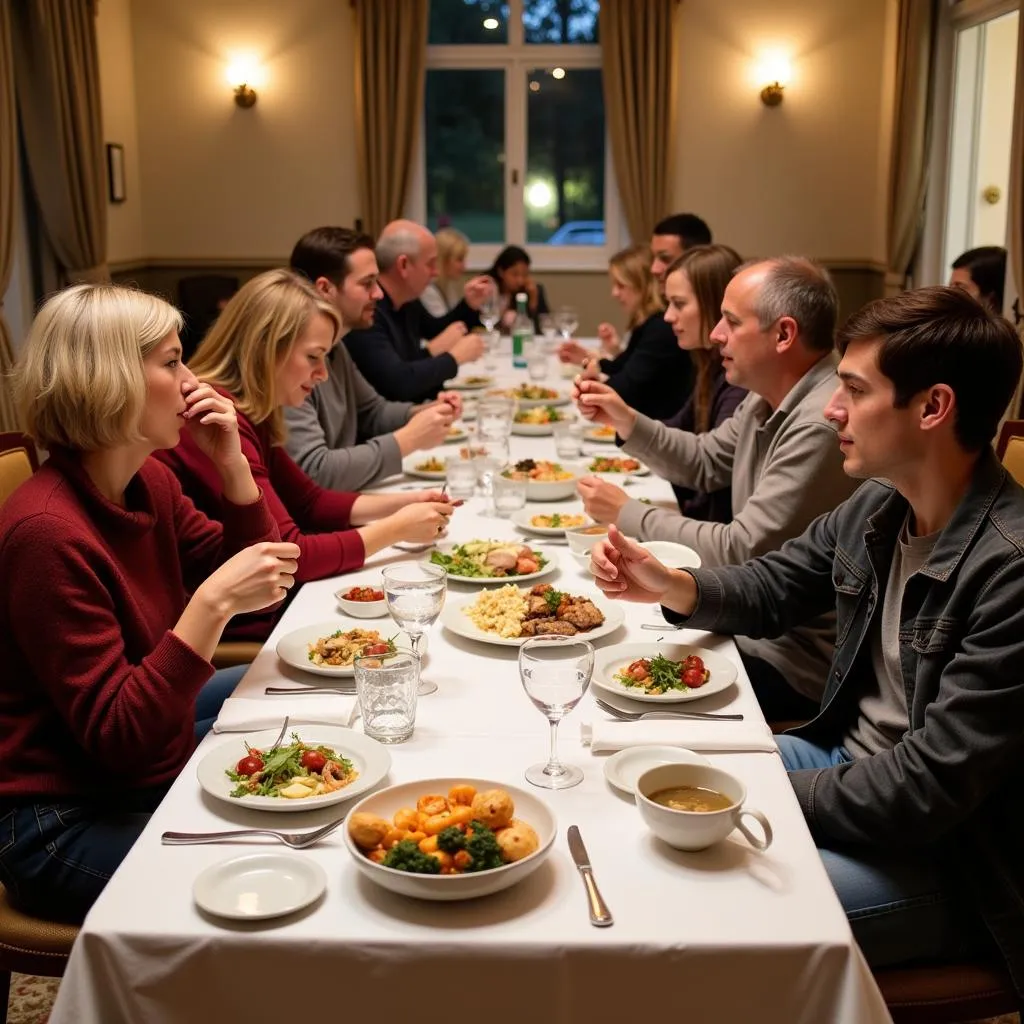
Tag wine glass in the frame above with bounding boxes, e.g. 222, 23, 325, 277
382, 563, 447, 696
479, 284, 503, 368
554, 305, 579, 343
538, 313, 558, 353
518, 635, 594, 789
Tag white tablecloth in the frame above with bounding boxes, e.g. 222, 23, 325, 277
50, 356, 890, 1024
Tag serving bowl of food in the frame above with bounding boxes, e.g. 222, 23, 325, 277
565, 522, 610, 557
334, 583, 388, 618
344, 778, 556, 900
501, 459, 582, 502
510, 405, 568, 436
489, 384, 568, 409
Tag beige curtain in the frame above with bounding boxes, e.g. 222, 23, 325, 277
885, 0, 935, 293
0, 4, 20, 430
1004, 8, 1024, 418
599, 0, 678, 244
353, 0, 429, 239
10, 0, 108, 284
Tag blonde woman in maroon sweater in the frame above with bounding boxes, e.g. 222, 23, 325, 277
0, 284, 299, 923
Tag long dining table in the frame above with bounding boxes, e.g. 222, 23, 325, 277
49, 353, 892, 1024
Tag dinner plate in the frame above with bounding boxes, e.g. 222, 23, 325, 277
489, 388, 570, 409
193, 852, 327, 920
276, 621, 414, 677
196, 726, 392, 812
443, 427, 468, 444
402, 453, 447, 480
510, 420, 561, 436
603, 746, 711, 796
592, 642, 737, 703
510, 505, 589, 536
583, 457, 650, 477
440, 590, 625, 647
584, 426, 618, 444
444, 375, 494, 391
424, 542, 557, 585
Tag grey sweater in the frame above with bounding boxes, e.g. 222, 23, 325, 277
618, 355, 856, 700
284, 344, 413, 491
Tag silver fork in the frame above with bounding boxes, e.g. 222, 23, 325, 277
269, 716, 290, 747
264, 686, 355, 696
640, 623, 685, 631
161, 814, 348, 849
596, 698, 743, 722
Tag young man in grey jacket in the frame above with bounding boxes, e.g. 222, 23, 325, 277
285, 227, 465, 491
575, 257, 857, 718
591, 286, 1024, 989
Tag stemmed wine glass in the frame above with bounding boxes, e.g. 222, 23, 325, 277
479, 283, 503, 370
554, 305, 579, 343
518, 635, 594, 789
382, 562, 447, 696
538, 313, 558, 353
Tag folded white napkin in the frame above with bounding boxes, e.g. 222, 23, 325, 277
581, 718, 777, 754
212, 696, 358, 734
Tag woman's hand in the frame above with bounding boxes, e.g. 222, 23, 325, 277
385, 501, 456, 544
576, 476, 629, 524
578, 357, 602, 381
597, 322, 621, 357
572, 379, 638, 438
435, 390, 464, 419
590, 525, 697, 610
558, 340, 590, 365
197, 542, 301, 618
182, 383, 244, 471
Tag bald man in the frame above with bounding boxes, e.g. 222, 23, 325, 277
343, 220, 492, 402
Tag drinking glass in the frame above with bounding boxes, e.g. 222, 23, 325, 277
539, 313, 558, 352
382, 563, 447, 696
492, 469, 527, 517
353, 647, 419, 743
472, 438, 509, 503
483, 330, 500, 373
479, 285, 503, 335
552, 418, 583, 460
526, 338, 549, 381
445, 454, 477, 500
554, 306, 580, 342
519, 635, 594, 789
477, 395, 516, 439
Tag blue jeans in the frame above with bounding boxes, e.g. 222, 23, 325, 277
777, 735, 989, 967
0, 664, 246, 923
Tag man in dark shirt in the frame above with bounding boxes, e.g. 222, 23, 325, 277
343, 219, 492, 402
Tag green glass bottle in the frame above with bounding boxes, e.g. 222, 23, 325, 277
511, 292, 530, 369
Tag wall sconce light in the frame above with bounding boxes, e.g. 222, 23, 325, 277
226, 56, 263, 109
755, 52, 792, 107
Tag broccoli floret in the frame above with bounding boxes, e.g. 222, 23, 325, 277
464, 820, 504, 872
381, 840, 442, 874
436, 826, 466, 854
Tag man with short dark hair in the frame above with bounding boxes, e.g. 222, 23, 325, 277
650, 212, 713, 285
285, 226, 465, 490
344, 220, 493, 403
575, 257, 857, 716
950, 244, 1007, 313
591, 286, 1024, 983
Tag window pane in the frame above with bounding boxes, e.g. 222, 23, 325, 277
425, 69, 506, 243
429, 0, 509, 44
523, 0, 599, 44
525, 68, 604, 246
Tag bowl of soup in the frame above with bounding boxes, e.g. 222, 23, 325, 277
565, 522, 611, 557
635, 763, 772, 852
638, 541, 702, 571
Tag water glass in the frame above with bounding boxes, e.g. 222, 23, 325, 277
478, 395, 515, 439
382, 563, 447, 696
519, 635, 594, 789
554, 305, 580, 342
492, 470, 527, 517
353, 647, 419, 744
526, 338, 549, 381
539, 313, 558, 352
479, 285, 503, 334
552, 418, 583, 460
472, 437, 509, 499
445, 455, 477, 499
483, 330, 500, 373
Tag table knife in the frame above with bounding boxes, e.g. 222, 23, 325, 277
567, 825, 613, 927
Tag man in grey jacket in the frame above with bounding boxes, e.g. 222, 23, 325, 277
285, 227, 465, 491
590, 287, 1024, 986
575, 257, 857, 718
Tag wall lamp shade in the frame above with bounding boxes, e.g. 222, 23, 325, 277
755, 53, 791, 107
226, 56, 262, 108
760, 83, 784, 106
234, 84, 257, 108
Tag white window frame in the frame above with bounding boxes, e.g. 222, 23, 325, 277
406, 1, 626, 272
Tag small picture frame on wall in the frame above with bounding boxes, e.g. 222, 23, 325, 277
106, 143, 126, 203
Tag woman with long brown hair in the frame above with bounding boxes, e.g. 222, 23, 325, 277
559, 244, 692, 421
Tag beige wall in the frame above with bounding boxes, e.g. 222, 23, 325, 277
126, 0, 359, 260
671, 0, 893, 264
96, 0, 145, 263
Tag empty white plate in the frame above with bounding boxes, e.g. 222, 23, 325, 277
603, 745, 710, 796
193, 852, 327, 921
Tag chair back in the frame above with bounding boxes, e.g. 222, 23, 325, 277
996, 419, 1024, 486
0, 432, 39, 508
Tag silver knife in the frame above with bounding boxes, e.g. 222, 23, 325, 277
567, 825, 613, 927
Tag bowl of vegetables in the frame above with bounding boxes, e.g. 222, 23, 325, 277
335, 583, 388, 618
344, 778, 557, 900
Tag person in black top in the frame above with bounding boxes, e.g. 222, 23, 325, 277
949, 245, 1007, 314
487, 245, 550, 331
558, 244, 692, 421
343, 220, 492, 403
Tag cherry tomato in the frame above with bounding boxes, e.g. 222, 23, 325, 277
682, 655, 706, 672
682, 667, 707, 688
363, 642, 391, 656
236, 754, 264, 776
300, 749, 327, 773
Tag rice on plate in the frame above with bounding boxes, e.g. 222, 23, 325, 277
464, 584, 528, 639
